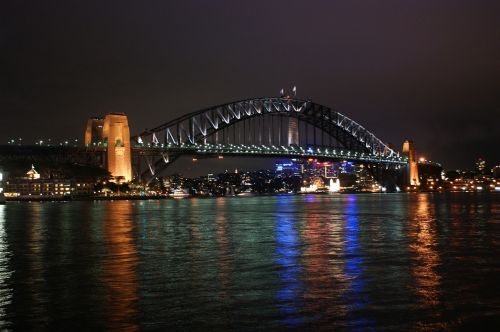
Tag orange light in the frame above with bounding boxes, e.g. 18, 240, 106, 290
218, 155, 224, 159
192, 158, 197, 162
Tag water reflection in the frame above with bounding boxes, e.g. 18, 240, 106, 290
326, 205, 350, 321
187, 198, 202, 287
103, 201, 139, 332
27, 203, 49, 326
215, 198, 231, 302
0, 205, 12, 330
408, 194, 442, 328
274, 196, 304, 326
0, 195, 498, 330
301, 199, 336, 325
343, 194, 372, 328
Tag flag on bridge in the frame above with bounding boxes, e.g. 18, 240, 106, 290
280, 88, 284, 96
292, 86, 296, 96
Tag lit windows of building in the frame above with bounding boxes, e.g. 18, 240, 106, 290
476, 158, 486, 175
25, 164, 41, 180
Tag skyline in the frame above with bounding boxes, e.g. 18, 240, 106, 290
2, 1, 500, 169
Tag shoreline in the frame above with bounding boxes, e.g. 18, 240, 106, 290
2, 190, 498, 202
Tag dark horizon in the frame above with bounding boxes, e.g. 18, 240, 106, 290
2, 0, 500, 170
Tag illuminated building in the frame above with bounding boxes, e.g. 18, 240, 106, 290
336, 161, 354, 175
25, 164, 41, 180
300, 177, 327, 193
353, 164, 378, 191
275, 161, 299, 174
493, 166, 500, 179
0, 171, 4, 202
329, 178, 340, 193
402, 140, 420, 186
476, 158, 486, 174
4, 178, 93, 197
5, 179, 72, 196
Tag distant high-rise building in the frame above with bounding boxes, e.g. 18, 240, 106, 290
402, 140, 420, 186
288, 116, 299, 145
275, 161, 299, 173
84, 117, 104, 145
476, 158, 486, 174
103, 113, 132, 182
493, 166, 500, 179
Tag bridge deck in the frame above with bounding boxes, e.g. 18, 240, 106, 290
134, 143, 408, 165
0, 143, 408, 165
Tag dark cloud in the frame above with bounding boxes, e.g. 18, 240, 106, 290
1, 0, 500, 169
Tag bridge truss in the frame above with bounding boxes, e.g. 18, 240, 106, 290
133, 97, 404, 180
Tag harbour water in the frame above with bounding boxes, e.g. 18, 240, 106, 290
0, 193, 499, 330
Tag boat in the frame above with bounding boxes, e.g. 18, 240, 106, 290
237, 188, 255, 197
171, 189, 190, 199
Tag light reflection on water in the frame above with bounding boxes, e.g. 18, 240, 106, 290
102, 201, 139, 332
275, 195, 304, 326
343, 195, 373, 329
215, 198, 231, 302
0, 205, 12, 330
0, 194, 499, 330
408, 194, 443, 330
411, 196, 441, 298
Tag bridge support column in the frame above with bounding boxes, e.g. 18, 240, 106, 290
102, 113, 132, 182
402, 140, 419, 187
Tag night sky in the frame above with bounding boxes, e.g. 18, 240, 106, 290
2, 0, 500, 170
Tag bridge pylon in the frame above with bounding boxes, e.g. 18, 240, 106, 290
85, 113, 132, 182
402, 140, 419, 187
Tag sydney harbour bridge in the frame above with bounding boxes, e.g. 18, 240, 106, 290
0, 97, 415, 185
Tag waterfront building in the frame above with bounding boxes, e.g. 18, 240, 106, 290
4, 179, 94, 197
0, 171, 4, 196
3, 165, 94, 197
329, 178, 340, 193
353, 164, 379, 191
476, 158, 486, 174
493, 166, 500, 179
5, 179, 72, 196
26, 164, 41, 180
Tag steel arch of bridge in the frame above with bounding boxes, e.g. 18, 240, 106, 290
136, 97, 397, 157
134, 97, 404, 179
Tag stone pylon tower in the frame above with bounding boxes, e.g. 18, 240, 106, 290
102, 113, 132, 182
84, 117, 104, 145
402, 140, 419, 186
